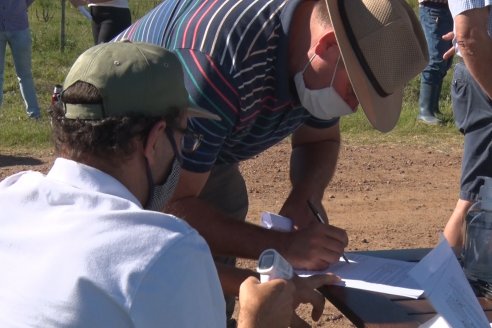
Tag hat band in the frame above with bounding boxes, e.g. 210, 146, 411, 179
338, 0, 389, 97
64, 103, 105, 119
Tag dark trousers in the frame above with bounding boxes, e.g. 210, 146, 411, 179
198, 163, 248, 328
90, 6, 131, 44
452, 62, 492, 201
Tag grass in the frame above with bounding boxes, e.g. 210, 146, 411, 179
0, 0, 462, 153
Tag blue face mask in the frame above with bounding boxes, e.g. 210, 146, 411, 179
294, 54, 354, 120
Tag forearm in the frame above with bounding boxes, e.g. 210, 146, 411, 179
216, 263, 259, 297
455, 8, 492, 99
444, 199, 473, 254
280, 126, 340, 224
288, 139, 339, 202
167, 197, 290, 259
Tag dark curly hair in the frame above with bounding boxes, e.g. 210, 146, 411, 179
49, 81, 181, 165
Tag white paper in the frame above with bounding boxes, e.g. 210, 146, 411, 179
260, 212, 293, 232
409, 239, 490, 328
297, 253, 424, 299
259, 212, 423, 298
418, 314, 492, 328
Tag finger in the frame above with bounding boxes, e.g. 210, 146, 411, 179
318, 224, 349, 247
442, 31, 454, 41
243, 275, 261, 286
309, 291, 326, 321
297, 288, 325, 321
292, 276, 327, 321
443, 47, 455, 60
290, 312, 310, 328
299, 273, 341, 290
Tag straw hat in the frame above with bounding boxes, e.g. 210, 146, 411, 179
325, 0, 429, 132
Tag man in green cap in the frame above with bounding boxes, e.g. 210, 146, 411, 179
0, 41, 336, 327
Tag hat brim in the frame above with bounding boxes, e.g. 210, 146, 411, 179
186, 107, 221, 121
325, 0, 403, 133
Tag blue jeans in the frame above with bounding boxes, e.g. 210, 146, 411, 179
0, 28, 40, 118
419, 3, 453, 86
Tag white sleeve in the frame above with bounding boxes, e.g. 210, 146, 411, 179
130, 233, 226, 328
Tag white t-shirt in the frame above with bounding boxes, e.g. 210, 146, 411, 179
0, 158, 225, 328
88, 0, 129, 9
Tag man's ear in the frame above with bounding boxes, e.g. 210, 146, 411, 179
143, 120, 166, 166
314, 30, 338, 60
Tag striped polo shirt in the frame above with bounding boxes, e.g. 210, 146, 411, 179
115, 0, 337, 173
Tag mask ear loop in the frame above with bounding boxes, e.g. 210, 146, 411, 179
303, 53, 341, 88
144, 156, 155, 208
302, 53, 318, 74
330, 55, 341, 87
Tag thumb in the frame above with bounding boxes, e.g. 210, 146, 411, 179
290, 312, 311, 328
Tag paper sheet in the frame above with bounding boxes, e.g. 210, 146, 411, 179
297, 253, 424, 299
260, 212, 423, 298
260, 212, 293, 232
409, 239, 490, 328
418, 314, 492, 328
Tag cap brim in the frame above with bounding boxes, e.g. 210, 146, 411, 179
325, 0, 402, 133
186, 107, 221, 121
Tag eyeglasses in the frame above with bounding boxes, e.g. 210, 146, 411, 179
165, 126, 203, 155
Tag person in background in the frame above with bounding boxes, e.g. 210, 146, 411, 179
115, 0, 429, 325
0, 41, 336, 327
70, 0, 131, 44
0, 0, 40, 119
442, 1, 492, 251
417, 0, 454, 125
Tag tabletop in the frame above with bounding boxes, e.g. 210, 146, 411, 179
319, 248, 492, 328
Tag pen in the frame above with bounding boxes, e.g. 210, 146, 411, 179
307, 200, 350, 264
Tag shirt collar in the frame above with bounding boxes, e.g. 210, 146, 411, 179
47, 158, 142, 207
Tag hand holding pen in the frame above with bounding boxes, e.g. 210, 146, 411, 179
307, 200, 350, 264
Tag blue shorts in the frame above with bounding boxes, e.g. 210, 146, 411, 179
452, 62, 492, 201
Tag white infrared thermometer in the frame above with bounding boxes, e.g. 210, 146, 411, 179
257, 248, 294, 283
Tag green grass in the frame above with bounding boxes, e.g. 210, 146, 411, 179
0, 0, 462, 152
0, 1, 159, 150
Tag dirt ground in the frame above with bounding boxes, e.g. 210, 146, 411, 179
0, 138, 464, 327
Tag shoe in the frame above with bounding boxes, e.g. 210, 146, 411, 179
418, 83, 442, 125
417, 114, 441, 125
29, 115, 41, 121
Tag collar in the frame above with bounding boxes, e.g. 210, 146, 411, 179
47, 158, 142, 207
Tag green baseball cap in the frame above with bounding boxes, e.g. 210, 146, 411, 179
62, 41, 220, 121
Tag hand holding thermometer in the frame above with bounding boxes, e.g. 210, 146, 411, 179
256, 249, 294, 283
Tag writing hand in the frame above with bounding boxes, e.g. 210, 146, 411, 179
282, 223, 348, 270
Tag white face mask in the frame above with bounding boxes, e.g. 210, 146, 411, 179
294, 54, 354, 120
